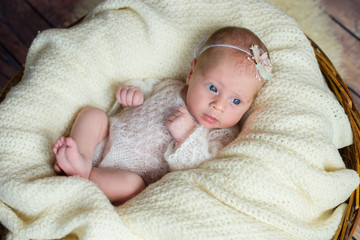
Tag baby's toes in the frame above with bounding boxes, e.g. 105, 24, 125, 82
52, 146, 58, 155
65, 137, 78, 149
53, 137, 65, 154
55, 137, 66, 146
53, 140, 62, 154
55, 145, 72, 173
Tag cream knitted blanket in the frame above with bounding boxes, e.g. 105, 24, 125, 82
0, 0, 359, 239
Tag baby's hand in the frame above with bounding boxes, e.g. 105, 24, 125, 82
166, 106, 195, 148
116, 86, 144, 107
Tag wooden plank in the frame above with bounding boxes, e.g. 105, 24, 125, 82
0, 20, 27, 67
27, 0, 81, 28
0, 0, 51, 65
322, 0, 360, 38
355, 223, 360, 240
0, 44, 21, 92
322, 15, 360, 105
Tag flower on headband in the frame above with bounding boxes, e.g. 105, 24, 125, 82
250, 45, 273, 81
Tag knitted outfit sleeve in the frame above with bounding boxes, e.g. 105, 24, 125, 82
165, 125, 239, 171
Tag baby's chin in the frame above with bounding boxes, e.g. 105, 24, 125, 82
200, 120, 240, 129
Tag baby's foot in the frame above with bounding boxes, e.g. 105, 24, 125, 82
53, 137, 92, 179
53, 137, 66, 173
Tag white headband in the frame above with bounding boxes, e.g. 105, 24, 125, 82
197, 44, 252, 57
194, 42, 273, 81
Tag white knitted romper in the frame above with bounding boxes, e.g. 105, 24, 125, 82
94, 79, 238, 185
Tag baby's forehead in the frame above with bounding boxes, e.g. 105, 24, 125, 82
205, 48, 256, 74
200, 54, 263, 100
199, 47, 249, 66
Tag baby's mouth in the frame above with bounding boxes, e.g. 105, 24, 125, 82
202, 113, 218, 124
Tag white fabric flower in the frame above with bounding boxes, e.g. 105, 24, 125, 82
250, 45, 273, 80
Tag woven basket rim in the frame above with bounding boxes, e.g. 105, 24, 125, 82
307, 36, 360, 240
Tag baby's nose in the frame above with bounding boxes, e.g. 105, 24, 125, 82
210, 97, 226, 112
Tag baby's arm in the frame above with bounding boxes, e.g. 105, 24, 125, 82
165, 125, 239, 171
166, 106, 195, 149
116, 85, 144, 107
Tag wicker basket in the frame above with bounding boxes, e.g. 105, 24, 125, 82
0, 37, 359, 240
308, 37, 360, 240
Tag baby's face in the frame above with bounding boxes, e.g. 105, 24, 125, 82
185, 50, 261, 129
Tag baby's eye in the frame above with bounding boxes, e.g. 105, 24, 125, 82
207, 84, 217, 93
231, 98, 241, 105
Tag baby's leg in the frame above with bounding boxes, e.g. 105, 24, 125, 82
90, 167, 145, 205
53, 107, 144, 204
53, 107, 109, 178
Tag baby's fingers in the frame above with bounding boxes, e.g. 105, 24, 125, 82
167, 114, 177, 123
177, 106, 190, 115
131, 89, 143, 106
168, 107, 185, 121
120, 87, 134, 106
116, 86, 143, 107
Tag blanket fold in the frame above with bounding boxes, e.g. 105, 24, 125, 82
0, 0, 358, 239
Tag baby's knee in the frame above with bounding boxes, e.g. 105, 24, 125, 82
123, 173, 145, 198
76, 107, 109, 129
79, 107, 107, 121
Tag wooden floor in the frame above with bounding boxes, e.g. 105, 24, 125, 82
0, 0, 359, 238
0, 0, 81, 98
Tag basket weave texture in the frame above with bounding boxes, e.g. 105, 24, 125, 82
307, 37, 360, 240
0, 37, 359, 240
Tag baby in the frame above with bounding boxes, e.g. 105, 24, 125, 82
53, 26, 272, 205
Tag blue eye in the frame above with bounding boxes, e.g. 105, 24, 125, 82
232, 98, 241, 105
208, 84, 217, 93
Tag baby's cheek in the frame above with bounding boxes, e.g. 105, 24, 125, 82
224, 111, 245, 128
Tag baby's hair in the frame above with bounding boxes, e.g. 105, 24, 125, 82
195, 26, 271, 86
213, 27, 266, 50
198, 26, 268, 60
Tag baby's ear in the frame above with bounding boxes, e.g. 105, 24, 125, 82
186, 58, 197, 85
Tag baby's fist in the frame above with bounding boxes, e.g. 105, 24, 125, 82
166, 106, 195, 148
116, 86, 144, 107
